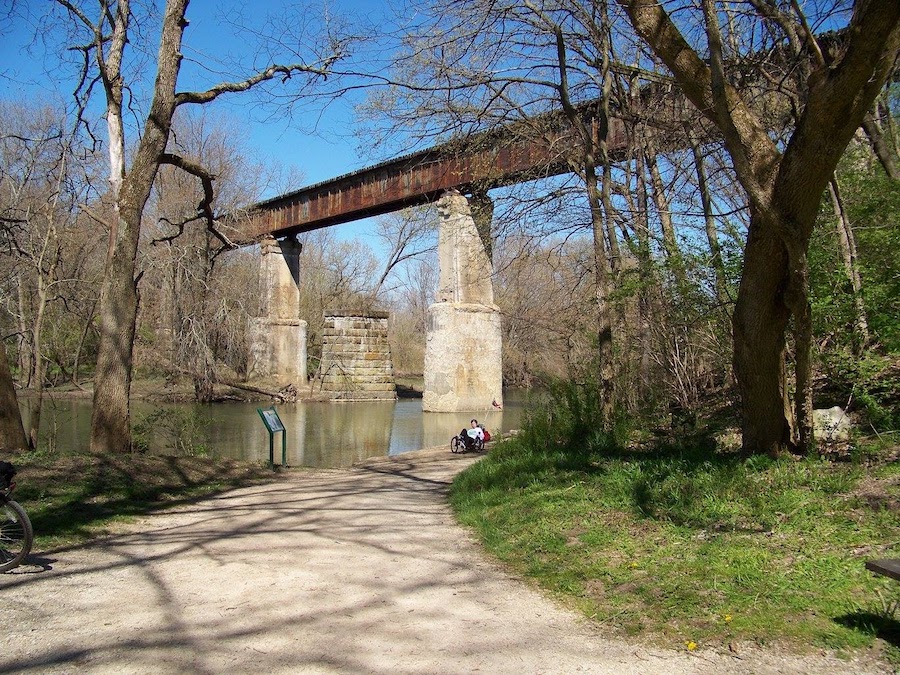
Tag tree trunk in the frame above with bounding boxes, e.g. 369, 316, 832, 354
862, 109, 900, 181
71, 297, 98, 388
646, 142, 686, 291
601, 160, 620, 274
89, 0, 188, 452
547, 6, 617, 423
621, 0, 900, 456
89, 209, 141, 453
586, 167, 617, 424
692, 141, 729, 308
28, 259, 54, 451
634, 148, 653, 396
829, 176, 870, 351
732, 217, 795, 456
0, 339, 28, 452
882, 95, 900, 160
785, 238, 814, 454
16, 277, 32, 387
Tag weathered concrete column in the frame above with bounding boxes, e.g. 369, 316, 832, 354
423, 191, 503, 412
248, 236, 308, 386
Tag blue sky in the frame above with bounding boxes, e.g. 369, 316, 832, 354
0, 0, 399, 198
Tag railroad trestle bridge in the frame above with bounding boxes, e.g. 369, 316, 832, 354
236, 93, 695, 410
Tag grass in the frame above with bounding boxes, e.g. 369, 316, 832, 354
449, 432, 900, 660
7, 449, 274, 550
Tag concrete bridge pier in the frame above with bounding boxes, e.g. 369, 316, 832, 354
248, 236, 308, 387
423, 191, 503, 412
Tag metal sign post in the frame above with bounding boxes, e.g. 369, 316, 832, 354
257, 406, 287, 471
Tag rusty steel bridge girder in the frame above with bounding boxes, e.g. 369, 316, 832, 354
235, 104, 647, 243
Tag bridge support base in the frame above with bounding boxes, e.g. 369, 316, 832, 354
319, 310, 397, 401
423, 302, 502, 412
423, 191, 502, 412
248, 236, 307, 387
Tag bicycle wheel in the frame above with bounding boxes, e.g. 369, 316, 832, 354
0, 498, 33, 572
451, 436, 463, 453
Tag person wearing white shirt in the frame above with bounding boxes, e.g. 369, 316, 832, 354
467, 419, 484, 442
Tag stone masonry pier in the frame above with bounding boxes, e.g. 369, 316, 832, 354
319, 310, 397, 401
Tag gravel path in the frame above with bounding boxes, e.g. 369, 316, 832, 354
0, 448, 889, 674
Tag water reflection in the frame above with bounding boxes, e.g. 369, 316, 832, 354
20, 391, 528, 469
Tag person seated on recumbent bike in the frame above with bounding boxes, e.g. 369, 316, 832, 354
458, 419, 484, 452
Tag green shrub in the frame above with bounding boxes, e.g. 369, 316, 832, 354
516, 378, 628, 461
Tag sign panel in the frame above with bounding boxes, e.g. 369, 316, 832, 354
258, 407, 285, 433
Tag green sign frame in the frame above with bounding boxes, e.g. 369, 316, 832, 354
257, 406, 287, 470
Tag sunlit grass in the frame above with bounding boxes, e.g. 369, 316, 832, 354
450, 434, 900, 657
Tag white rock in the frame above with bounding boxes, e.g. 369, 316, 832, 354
813, 406, 852, 442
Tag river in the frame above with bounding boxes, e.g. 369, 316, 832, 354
19, 391, 530, 468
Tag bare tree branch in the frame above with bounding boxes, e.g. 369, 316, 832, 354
175, 59, 341, 107
158, 152, 237, 249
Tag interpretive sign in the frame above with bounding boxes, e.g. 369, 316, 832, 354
257, 406, 288, 470
259, 407, 285, 433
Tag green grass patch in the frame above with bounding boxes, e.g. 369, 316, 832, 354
450, 435, 900, 658
7, 450, 274, 550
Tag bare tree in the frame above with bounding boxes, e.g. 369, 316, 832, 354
45, 0, 351, 451
296, 229, 380, 374
494, 234, 596, 384
690, 138, 730, 310
0, 101, 101, 449
140, 110, 271, 399
370, 206, 437, 301
366, 0, 642, 424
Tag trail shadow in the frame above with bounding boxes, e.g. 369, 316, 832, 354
833, 611, 900, 648
11, 553, 56, 574
0, 454, 617, 674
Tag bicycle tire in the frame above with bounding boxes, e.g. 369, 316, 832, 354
0, 498, 33, 572
451, 436, 463, 453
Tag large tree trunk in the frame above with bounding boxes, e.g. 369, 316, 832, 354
732, 217, 795, 456
621, 0, 900, 456
88, 0, 187, 452
89, 207, 142, 452
0, 340, 28, 452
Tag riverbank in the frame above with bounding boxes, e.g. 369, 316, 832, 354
1, 448, 889, 674
17, 374, 428, 403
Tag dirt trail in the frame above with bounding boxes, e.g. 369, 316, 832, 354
0, 448, 889, 674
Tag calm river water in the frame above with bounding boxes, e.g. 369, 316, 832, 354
20, 391, 529, 468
